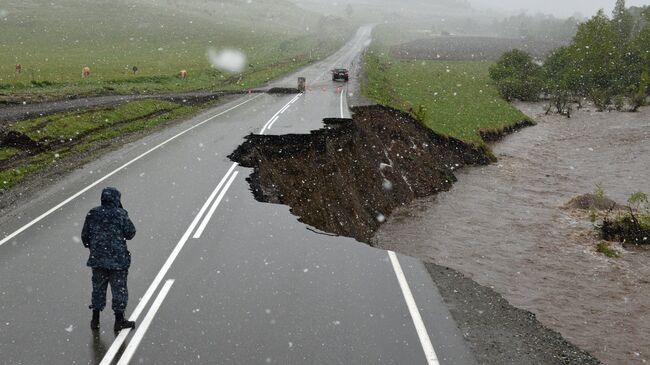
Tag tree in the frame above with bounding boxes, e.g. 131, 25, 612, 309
570, 10, 625, 96
489, 49, 543, 101
612, 0, 634, 40
543, 47, 580, 115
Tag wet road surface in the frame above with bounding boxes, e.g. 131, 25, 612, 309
0, 27, 476, 364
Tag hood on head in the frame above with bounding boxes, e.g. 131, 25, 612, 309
101, 187, 122, 208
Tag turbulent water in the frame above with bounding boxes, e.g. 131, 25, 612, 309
373, 103, 650, 364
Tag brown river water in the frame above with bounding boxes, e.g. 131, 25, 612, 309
373, 102, 650, 364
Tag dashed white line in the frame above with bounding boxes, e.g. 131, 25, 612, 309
116, 279, 175, 365
193, 171, 239, 239
388, 251, 439, 365
0, 94, 261, 247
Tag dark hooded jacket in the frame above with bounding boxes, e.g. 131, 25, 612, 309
81, 187, 136, 270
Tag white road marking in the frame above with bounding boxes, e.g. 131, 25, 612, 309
0, 95, 261, 247
99, 163, 238, 365
388, 251, 439, 365
278, 103, 291, 114
259, 94, 301, 134
116, 279, 175, 365
340, 85, 346, 118
193, 171, 239, 238
266, 115, 280, 130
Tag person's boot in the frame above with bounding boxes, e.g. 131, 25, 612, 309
90, 310, 100, 330
114, 312, 136, 332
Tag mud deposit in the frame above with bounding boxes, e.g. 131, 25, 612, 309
229, 105, 491, 243
374, 103, 650, 364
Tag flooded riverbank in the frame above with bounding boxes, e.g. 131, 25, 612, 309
373, 102, 650, 364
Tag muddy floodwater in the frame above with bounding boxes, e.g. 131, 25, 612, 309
373, 103, 650, 364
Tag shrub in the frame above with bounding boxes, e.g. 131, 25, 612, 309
596, 241, 620, 258
632, 70, 649, 111
600, 191, 650, 244
590, 88, 611, 111
489, 49, 543, 101
613, 95, 626, 111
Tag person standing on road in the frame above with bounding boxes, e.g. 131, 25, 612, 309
82, 187, 137, 332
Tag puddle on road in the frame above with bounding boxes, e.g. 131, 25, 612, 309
373, 103, 650, 364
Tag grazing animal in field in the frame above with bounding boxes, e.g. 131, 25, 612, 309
132, 66, 138, 74
178, 70, 188, 79
82, 67, 91, 78
15, 63, 22, 73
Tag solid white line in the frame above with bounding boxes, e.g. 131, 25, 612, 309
259, 94, 301, 134
0, 95, 261, 247
116, 279, 175, 365
387, 251, 439, 365
193, 171, 239, 238
278, 103, 291, 114
99, 163, 238, 365
265, 115, 280, 130
266, 115, 282, 130
340, 85, 346, 118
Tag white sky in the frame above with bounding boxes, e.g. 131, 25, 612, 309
468, 0, 649, 17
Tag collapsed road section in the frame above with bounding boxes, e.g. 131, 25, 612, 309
229, 104, 603, 364
229, 105, 492, 243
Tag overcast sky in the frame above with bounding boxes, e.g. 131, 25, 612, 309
468, 0, 649, 17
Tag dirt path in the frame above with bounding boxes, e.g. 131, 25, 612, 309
373, 103, 650, 364
0, 90, 260, 125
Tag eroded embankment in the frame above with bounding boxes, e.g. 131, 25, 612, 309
229, 105, 491, 243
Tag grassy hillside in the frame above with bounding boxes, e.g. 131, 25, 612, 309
0, 0, 353, 101
362, 24, 531, 146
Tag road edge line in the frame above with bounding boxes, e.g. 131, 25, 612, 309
388, 250, 439, 365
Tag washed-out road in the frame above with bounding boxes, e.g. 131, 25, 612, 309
0, 27, 476, 365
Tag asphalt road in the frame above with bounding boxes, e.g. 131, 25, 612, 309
0, 27, 477, 365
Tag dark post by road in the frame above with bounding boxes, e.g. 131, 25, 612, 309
298, 77, 306, 92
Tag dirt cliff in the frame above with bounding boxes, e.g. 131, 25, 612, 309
229, 105, 491, 243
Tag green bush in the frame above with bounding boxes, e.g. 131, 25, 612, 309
600, 191, 650, 244
596, 241, 620, 258
613, 95, 626, 111
590, 88, 611, 111
489, 49, 543, 101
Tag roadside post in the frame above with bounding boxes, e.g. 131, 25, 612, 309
297, 77, 306, 92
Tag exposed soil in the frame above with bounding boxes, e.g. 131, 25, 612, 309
0, 130, 42, 152
374, 103, 650, 364
563, 193, 622, 211
267, 87, 301, 94
391, 36, 562, 61
229, 105, 491, 243
230, 103, 602, 364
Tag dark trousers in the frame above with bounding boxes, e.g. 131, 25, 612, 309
90, 268, 129, 313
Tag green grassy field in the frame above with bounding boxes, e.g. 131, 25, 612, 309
363, 25, 531, 145
0, 0, 353, 101
0, 99, 205, 190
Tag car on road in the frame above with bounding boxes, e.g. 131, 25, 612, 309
332, 68, 349, 82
